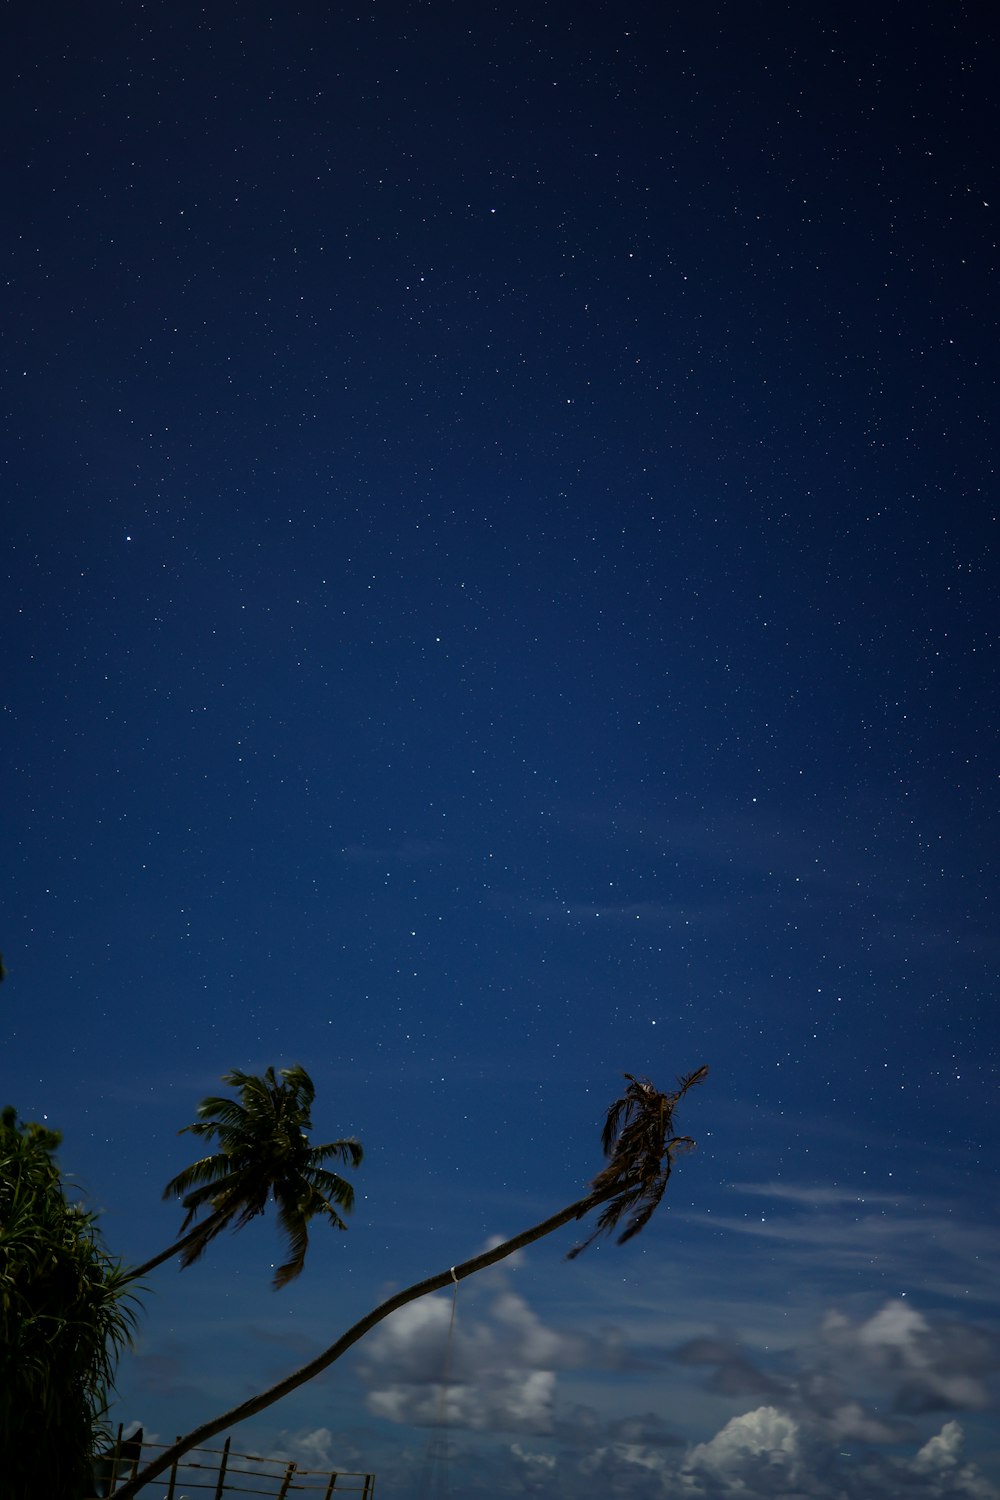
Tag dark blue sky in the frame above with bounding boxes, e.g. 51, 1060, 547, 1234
3, 3, 997, 1496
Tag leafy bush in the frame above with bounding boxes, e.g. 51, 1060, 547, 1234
1, 1106, 139, 1499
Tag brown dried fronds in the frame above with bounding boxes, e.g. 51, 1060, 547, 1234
567, 1066, 709, 1259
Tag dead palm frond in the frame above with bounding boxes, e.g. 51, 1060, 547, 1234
567, 1066, 709, 1258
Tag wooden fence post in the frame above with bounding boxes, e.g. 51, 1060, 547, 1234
275, 1460, 298, 1499
212, 1436, 231, 1500
164, 1436, 181, 1500
107, 1422, 124, 1494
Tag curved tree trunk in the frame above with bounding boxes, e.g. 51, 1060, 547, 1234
121, 1207, 231, 1284
112, 1185, 613, 1499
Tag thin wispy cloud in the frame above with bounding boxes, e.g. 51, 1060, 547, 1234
675, 1189, 1000, 1305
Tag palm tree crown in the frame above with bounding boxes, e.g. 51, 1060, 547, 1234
160, 1064, 363, 1289
567, 1066, 709, 1258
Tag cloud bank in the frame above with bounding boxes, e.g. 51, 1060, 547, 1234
306, 1270, 1000, 1499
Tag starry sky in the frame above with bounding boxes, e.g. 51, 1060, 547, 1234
3, 2, 998, 1496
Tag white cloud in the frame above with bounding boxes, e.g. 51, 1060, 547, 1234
676, 1411, 1000, 1500
672, 1295, 999, 1458
346, 1270, 1000, 1498
358, 1286, 562, 1434
549, 1414, 999, 1500
269, 1405, 999, 1500
359, 1274, 622, 1437
266, 1426, 365, 1473
367, 1366, 558, 1434
511, 1441, 556, 1471
731, 1180, 904, 1208
681, 1405, 802, 1494
821, 1300, 997, 1414
917, 1421, 968, 1473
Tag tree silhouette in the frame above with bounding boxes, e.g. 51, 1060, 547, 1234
126, 1065, 362, 1289
113, 1065, 707, 1500
1, 1107, 138, 1500
567, 1066, 709, 1257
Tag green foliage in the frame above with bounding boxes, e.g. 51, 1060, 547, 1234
161, 1063, 363, 1288
0, 1105, 139, 1500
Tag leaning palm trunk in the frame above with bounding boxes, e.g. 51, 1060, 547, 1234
112, 1066, 707, 1500
121, 1206, 232, 1285
112, 1187, 612, 1498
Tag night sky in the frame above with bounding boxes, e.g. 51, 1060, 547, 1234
3, 3, 998, 1496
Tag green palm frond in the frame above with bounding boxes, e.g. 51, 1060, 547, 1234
162, 1152, 235, 1201
299, 1165, 356, 1211
140, 1064, 363, 1288
277, 1063, 316, 1110
301, 1196, 351, 1233
219, 1068, 260, 1094
307, 1138, 364, 1170
176, 1212, 233, 1269
183, 1098, 250, 1136
272, 1191, 311, 1290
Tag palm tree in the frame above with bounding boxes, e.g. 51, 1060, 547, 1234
113, 1065, 707, 1499
126, 1065, 363, 1290
567, 1066, 709, 1258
